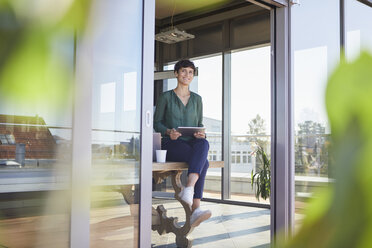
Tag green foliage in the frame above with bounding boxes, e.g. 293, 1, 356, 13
297, 120, 326, 136
248, 114, 266, 135
295, 120, 330, 176
0, 0, 91, 109
251, 144, 271, 201
281, 52, 372, 248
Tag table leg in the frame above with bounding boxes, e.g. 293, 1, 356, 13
151, 170, 194, 248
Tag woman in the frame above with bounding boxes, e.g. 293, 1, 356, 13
153, 59, 211, 227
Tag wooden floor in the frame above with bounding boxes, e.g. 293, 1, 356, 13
0, 214, 70, 248
0, 190, 139, 248
0, 196, 272, 248
90, 204, 139, 248
0, 204, 139, 248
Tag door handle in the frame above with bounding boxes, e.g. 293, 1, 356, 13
146, 110, 151, 127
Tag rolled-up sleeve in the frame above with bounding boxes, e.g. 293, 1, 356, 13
153, 94, 168, 135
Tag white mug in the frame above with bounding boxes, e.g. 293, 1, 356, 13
156, 150, 167, 163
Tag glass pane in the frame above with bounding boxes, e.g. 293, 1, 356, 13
291, 0, 340, 229
230, 46, 271, 204
192, 55, 223, 199
346, 0, 372, 61
0, 24, 74, 248
89, 0, 143, 247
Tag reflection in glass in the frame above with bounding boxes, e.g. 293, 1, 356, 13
89, 0, 143, 247
291, 0, 340, 229
230, 46, 271, 204
0, 33, 74, 248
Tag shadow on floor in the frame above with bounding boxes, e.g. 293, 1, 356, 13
152, 225, 270, 248
193, 225, 270, 245
178, 209, 270, 225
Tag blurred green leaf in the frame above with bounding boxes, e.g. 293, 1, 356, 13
0, 0, 91, 108
0, 30, 71, 105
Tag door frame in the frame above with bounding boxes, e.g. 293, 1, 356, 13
270, 2, 294, 243
139, 0, 155, 247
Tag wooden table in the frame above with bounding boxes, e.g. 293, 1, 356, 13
151, 161, 224, 248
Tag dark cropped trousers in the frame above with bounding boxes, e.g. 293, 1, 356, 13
162, 138, 209, 199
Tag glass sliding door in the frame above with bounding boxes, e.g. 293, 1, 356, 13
291, 0, 340, 230
89, 0, 143, 247
230, 46, 271, 204
0, 15, 74, 248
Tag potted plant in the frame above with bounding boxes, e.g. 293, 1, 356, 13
251, 144, 271, 201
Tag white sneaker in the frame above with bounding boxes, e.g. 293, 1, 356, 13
190, 208, 212, 227
178, 186, 194, 209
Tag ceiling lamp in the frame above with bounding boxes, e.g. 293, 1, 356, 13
155, 27, 195, 44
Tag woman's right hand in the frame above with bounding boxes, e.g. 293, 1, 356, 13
167, 128, 182, 140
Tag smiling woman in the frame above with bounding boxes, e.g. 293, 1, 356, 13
154, 59, 212, 228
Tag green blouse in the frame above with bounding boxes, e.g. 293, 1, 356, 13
153, 90, 203, 141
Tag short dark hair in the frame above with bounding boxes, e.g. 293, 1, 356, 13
174, 59, 196, 74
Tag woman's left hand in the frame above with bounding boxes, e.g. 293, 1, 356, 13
194, 131, 206, 139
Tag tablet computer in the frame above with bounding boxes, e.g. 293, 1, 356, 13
176, 127, 206, 136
